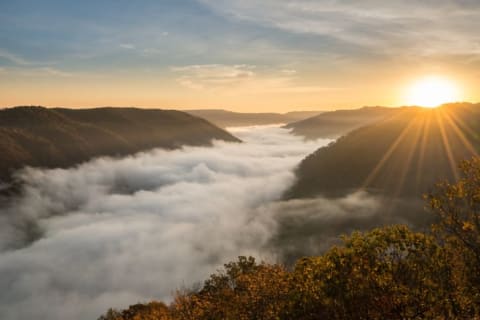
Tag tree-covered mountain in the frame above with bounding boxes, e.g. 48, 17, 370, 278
185, 109, 322, 128
284, 106, 399, 139
0, 106, 239, 181
286, 103, 480, 199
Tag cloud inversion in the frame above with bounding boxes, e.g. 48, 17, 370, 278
0, 126, 331, 320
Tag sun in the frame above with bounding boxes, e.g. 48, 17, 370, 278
405, 76, 460, 108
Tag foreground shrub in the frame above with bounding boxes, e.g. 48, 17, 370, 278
171, 256, 290, 320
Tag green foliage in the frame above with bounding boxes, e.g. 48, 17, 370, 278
99, 157, 480, 320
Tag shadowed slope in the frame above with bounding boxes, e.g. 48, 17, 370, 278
0, 106, 240, 181
286, 103, 480, 199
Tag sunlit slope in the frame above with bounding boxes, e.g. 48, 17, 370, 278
0, 106, 239, 180
286, 103, 480, 199
285, 106, 399, 139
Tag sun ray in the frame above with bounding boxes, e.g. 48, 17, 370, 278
435, 111, 459, 181
361, 112, 418, 191
441, 109, 478, 157
378, 112, 426, 217
447, 110, 479, 140
393, 115, 424, 197
415, 113, 432, 189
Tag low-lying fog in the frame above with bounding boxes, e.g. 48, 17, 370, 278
0, 125, 417, 320
0, 126, 331, 319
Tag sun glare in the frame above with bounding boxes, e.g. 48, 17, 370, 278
405, 76, 460, 108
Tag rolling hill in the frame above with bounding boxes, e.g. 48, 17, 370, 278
185, 109, 322, 128
0, 106, 240, 182
284, 106, 399, 139
286, 103, 480, 199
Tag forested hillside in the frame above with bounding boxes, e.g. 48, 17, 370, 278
0, 106, 239, 181
286, 103, 480, 199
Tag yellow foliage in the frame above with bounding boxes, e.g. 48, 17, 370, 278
98, 157, 480, 320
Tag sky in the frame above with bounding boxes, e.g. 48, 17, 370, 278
1, 0, 479, 112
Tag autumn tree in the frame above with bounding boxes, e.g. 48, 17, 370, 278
427, 157, 480, 315
288, 225, 458, 319
97, 301, 171, 320
171, 256, 290, 320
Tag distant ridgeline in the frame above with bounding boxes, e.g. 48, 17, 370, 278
284, 106, 400, 139
186, 109, 322, 128
286, 103, 480, 199
0, 106, 240, 181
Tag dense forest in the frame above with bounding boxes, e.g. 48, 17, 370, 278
0, 106, 239, 182
286, 103, 480, 199
98, 157, 480, 319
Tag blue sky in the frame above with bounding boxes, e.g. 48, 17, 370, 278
1, 0, 479, 111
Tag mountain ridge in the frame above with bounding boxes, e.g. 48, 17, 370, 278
284, 106, 402, 139
185, 109, 322, 127
0, 106, 240, 182
286, 103, 480, 199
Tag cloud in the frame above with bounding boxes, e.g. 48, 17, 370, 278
0, 125, 433, 319
280, 69, 297, 75
267, 194, 427, 263
0, 126, 333, 320
198, 0, 480, 56
0, 48, 71, 78
171, 64, 256, 89
0, 66, 73, 78
170, 63, 343, 94
119, 43, 136, 50
0, 48, 32, 66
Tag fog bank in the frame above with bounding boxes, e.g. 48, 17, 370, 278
0, 126, 334, 320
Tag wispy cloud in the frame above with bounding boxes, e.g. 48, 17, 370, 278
1, 66, 73, 77
119, 43, 136, 50
171, 64, 256, 89
198, 0, 480, 56
171, 63, 343, 94
0, 49, 32, 66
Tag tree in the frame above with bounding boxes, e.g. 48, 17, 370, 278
97, 302, 171, 320
427, 157, 480, 315
172, 256, 290, 320
289, 225, 457, 319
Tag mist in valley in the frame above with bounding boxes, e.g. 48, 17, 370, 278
0, 124, 440, 319
0, 126, 329, 320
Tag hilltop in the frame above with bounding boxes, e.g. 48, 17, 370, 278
286, 103, 480, 199
284, 106, 399, 139
0, 106, 239, 181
